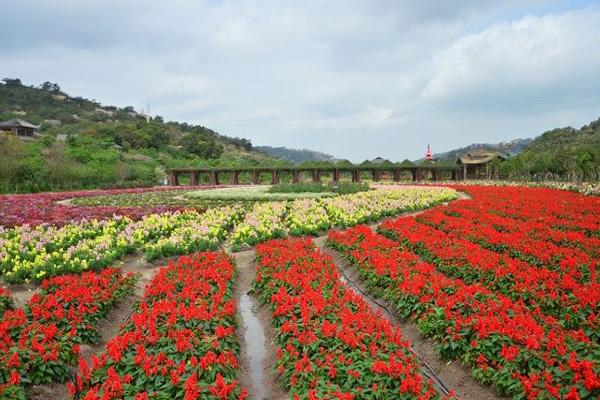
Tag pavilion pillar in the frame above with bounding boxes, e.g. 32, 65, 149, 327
190, 171, 198, 186
312, 169, 321, 183
210, 171, 218, 186
231, 171, 239, 185
271, 169, 279, 184
292, 170, 300, 184
169, 171, 178, 186
332, 168, 339, 183
414, 169, 421, 182
252, 170, 259, 185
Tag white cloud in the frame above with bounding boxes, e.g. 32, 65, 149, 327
1, 1, 599, 161
421, 9, 600, 102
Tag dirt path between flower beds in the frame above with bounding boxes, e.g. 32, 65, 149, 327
79, 254, 160, 359
313, 236, 504, 400
27, 254, 161, 400
5, 282, 36, 308
232, 250, 288, 400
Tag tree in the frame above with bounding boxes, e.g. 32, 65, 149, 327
2, 78, 22, 87
40, 81, 61, 93
180, 133, 224, 159
0, 132, 24, 189
336, 159, 356, 168
43, 141, 73, 187
139, 123, 169, 149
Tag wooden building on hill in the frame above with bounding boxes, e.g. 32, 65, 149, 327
458, 150, 507, 179
0, 118, 40, 140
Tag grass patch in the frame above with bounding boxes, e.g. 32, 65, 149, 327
268, 182, 369, 194
185, 186, 335, 201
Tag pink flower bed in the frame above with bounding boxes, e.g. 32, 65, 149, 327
0, 186, 213, 227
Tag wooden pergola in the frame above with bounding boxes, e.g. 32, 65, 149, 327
166, 165, 462, 186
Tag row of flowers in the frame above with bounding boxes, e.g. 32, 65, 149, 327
0, 186, 207, 228
447, 186, 600, 259
0, 268, 135, 398
381, 180, 600, 197
0, 209, 235, 283
405, 186, 599, 338
253, 237, 445, 400
328, 226, 600, 399
230, 187, 456, 248
452, 186, 600, 234
379, 216, 599, 341
143, 207, 244, 260
0, 188, 456, 283
72, 251, 246, 400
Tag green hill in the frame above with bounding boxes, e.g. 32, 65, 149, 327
255, 145, 337, 163
0, 78, 282, 192
499, 118, 600, 180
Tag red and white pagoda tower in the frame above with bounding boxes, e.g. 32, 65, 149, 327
424, 144, 433, 161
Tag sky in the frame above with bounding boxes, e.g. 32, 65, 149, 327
2, 0, 600, 161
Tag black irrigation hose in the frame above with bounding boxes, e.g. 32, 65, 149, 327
333, 253, 455, 398
69, 368, 80, 400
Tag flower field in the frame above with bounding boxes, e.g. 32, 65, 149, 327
0, 184, 598, 399
328, 185, 600, 399
0, 187, 455, 283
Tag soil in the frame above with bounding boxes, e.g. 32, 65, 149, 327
232, 250, 288, 400
313, 237, 504, 400
3, 282, 36, 308
27, 381, 71, 400
79, 255, 159, 359
55, 198, 75, 206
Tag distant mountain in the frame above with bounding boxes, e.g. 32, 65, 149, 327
255, 145, 337, 164
430, 138, 533, 161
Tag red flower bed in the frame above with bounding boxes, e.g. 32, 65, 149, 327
329, 225, 600, 399
74, 252, 246, 400
380, 186, 599, 341
0, 186, 209, 228
254, 237, 445, 400
380, 216, 598, 340
449, 185, 600, 234
0, 268, 135, 397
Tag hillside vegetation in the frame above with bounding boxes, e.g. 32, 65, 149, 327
0, 78, 282, 193
255, 145, 337, 163
498, 118, 600, 181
